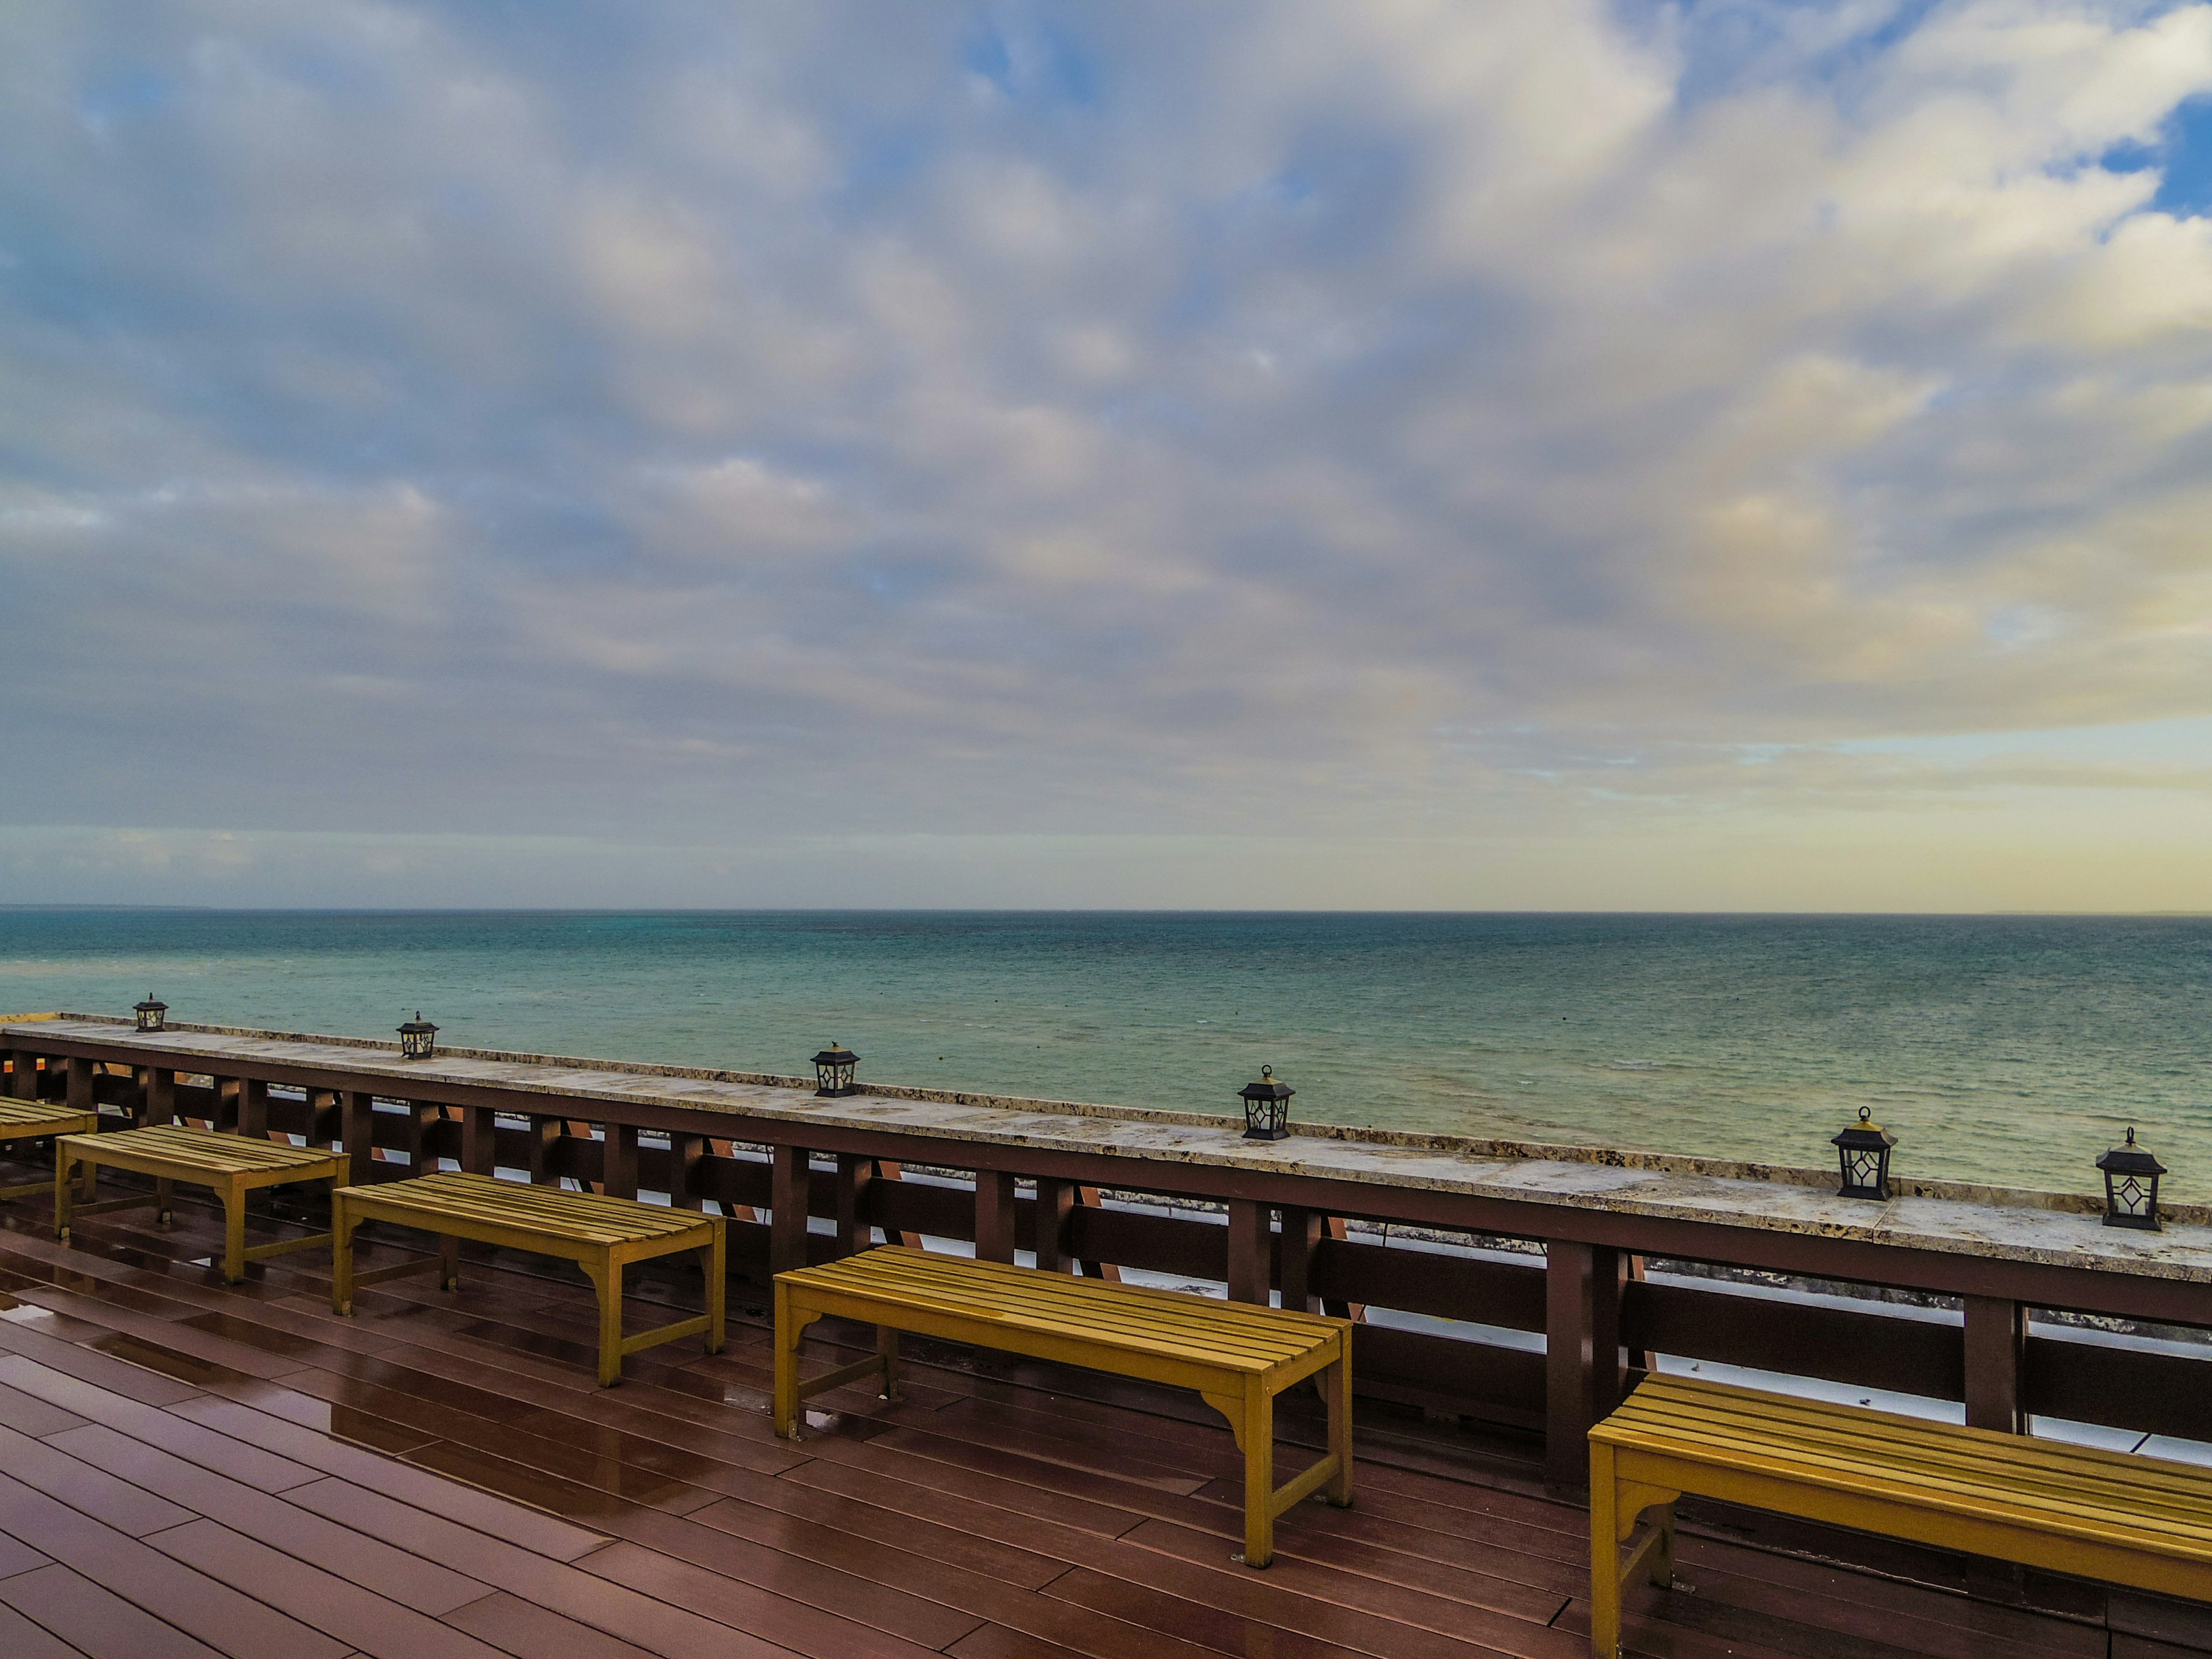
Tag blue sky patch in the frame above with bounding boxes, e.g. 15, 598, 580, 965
2153, 95, 2212, 215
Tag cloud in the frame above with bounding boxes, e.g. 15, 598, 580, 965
2, 1, 2211, 905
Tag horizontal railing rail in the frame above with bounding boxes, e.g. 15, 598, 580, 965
7, 1029, 2211, 1489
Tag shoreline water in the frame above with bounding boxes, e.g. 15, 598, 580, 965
3, 907, 2206, 1198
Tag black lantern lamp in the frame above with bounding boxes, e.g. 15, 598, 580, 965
2097, 1127, 2166, 1232
397, 1012, 438, 1061
812, 1042, 859, 1098
1832, 1105, 1896, 1200
134, 994, 168, 1034
1238, 1065, 1294, 1142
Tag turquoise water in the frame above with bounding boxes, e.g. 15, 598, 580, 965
2, 909, 2206, 1199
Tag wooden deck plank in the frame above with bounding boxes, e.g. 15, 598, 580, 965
1041, 1566, 1402, 1659
1118, 1516, 1574, 1649
0, 1312, 207, 1404
0, 1472, 351, 1659
0, 1527, 49, 1580
47, 1423, 493, 1615
195, 1373, 442, 1456
581, 1540, 973, 1658
0, 1562, 218, 1659
0, 1356, 320, 1490
609, 1505, 1027, 1649
401, 1435, 727, 1521
442, 1590, 670, 1659
0, 1419, 198, 1536
12, 1285, 315, 1380
146, 1518, 515, 1659
161, 1403, 614, 1561
676, 1495, 1266, 1659
282, 1478, 805, 1659
0, 1597, 90, 1659
1044, 1556, 1577, 1659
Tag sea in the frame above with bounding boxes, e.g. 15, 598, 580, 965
2, 908, 2206, 1202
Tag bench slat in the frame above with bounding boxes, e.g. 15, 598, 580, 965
1609, 1426, 2212, 1549
0, 1100, 96, 1133
798, 1247, 1342, 1346
1598, 1375, 2212, 1554
1613, 1379, 2212, 1503
336, 1171, 704, 1244
60, 1124, 342, 1176
787, 1249, 1335, 1369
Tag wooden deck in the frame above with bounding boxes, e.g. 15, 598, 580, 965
0, 1174, 2200, 1659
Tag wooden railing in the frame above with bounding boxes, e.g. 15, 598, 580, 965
7, 1035, 2212, 1490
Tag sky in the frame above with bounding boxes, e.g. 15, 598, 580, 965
3, 0, 2211, 911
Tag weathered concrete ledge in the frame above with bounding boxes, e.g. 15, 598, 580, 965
10, 1012, 2212, 1284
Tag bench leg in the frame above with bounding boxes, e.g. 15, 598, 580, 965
331, 1193, 357, 1315
1241, 1381, 1274, 1567
773, 1283, 832, 1438
1590, 1441, 1621, 1658
221, 1177, 248, 1282
1326, 1344, 1354, 1508
154, 1177, 173, 1224
439, 1233, 461, 1293
878, 1325, 901, 1400
587, 1253, 623, 1386
702, 1223, 726, 1355
53, 1147, 77, 1241
774, 1279, 799, 1435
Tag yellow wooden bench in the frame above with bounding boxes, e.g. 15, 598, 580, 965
55, 1124, 346, 1283
774, 1245, 1353, 1567
0, 1099, 99, 1202
1589, 1372, 2212, 1657
332, 1171, 726, 1386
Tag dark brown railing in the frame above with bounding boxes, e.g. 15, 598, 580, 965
7, 1024, 2211, 1490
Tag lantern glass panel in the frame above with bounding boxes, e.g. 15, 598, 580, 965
2109, 1172, 2155, 1220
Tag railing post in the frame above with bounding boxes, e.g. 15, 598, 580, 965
1963, 1296, 2027, 1434
602, 1123, 639, 1200
525, 1115, 563, 1185
669, 1133, 706, 1209
4, 1050, 32, 1099
141, 1067, 175, 1128
460, 1104, 496, 1176
1278, 1207, 1324, 1313
832, 1154, 874, 1256
1226, 1199, 1271, 1304
975, 1169, 1018, 1264
341, 1091, 376, 1185
770, 1145, 810, 1275
1073, 1185, 1121, 1281
1546, 1240, 1626, 1492
236, 1077, 269, 1139
66, 1056, 93, 1113
399, 1101, 444, 1173
1032, 1177, 1075, 1273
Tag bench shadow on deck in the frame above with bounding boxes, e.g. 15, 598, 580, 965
0, 1176, 2202, 1659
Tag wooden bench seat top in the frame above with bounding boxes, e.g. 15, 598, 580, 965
0, 1099, 94, 1134
64, 1123, 342, 1177
779, 1245, 1342, 1376
1596, 1373, 2212, 1565
339, 1169, 710, 1247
